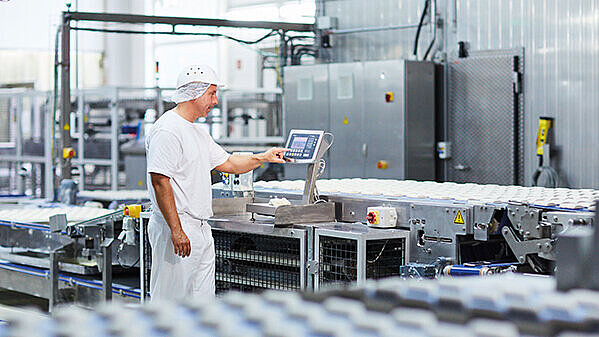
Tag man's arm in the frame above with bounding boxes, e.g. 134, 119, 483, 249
150, 172, 191, 258
215, 147, 289, 174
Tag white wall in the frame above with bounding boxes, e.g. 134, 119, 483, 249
0, 0, 105, 89
0, 0, 314, 90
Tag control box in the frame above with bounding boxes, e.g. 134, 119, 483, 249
284, 129, 325, 164
223, 152, 254, 193
437, 141, 452, 160
366, 207, 398, 228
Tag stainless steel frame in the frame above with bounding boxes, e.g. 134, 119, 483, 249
210, 216, 309, 291
314, 223, 410, 290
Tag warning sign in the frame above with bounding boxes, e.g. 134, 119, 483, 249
454, 210, 465, 224
343, 117, 349, 125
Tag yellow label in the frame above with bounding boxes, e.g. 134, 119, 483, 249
343, 117, 349, 125
137, 180, 142, 186
454, 210, 465, 224
64, 123, 70, 131
373, 211, 379, 224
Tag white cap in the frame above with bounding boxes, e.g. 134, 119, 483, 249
176, 64, 224, 88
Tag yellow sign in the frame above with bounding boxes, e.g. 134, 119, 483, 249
343, 117, 349, 125
454, 210, 464, 224
64, 123, 70, 131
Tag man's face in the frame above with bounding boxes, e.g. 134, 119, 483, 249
193, 84, 218, 118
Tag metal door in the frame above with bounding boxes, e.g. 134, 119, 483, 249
328, 62, 365, 178
447, 49, 524, 185
362, 60, 407, 178
283, 65, 330, 179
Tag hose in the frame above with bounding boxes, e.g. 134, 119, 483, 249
412, 0, 431, 60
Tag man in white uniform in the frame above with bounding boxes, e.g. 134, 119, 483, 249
145, 64, 288, 300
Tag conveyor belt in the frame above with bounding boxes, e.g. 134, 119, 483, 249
251, 179, 598, 211
0, 262, 140, 299
0, 219, 49, 231
0, 206, 115, 224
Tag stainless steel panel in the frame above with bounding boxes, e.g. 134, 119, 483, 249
452, 0, 599, 188
318, 0, 599, 188
404, 61, 436, 180
321, 0, 431, 63
283, 65, 330, 179
362, 60, 407, 178
363, 60, 435, 179
328, 62, 365, 178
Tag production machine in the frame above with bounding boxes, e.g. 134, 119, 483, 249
206, 128, 596, 289
0, 201, 144, 311
117, 128, 597, 300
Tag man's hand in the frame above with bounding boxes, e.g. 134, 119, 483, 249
171, 228, 191, 258
257, 147, 290, 164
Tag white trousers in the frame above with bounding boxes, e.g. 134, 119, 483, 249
148, 213, 215, 301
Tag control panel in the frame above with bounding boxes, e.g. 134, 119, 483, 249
366, 207, 398, 228
284, 129, 325, 164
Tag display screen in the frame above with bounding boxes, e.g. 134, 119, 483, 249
290, 137, 308, 150
285, 132, 321, 161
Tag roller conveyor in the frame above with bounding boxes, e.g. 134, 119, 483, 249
2, 274, 598, 336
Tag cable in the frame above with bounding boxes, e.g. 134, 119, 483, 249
412, 0, 431, 60
367, 240, 388, 264
70, 26, 279, 45
532, 166, 560, 188
422, 0, 437, 60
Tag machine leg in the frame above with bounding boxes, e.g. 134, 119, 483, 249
101, 238, 114, 301
49, 250, 60, 312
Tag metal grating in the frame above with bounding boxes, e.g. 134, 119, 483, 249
366, 238, 406, 279
318, 236, 358, 285
213, 230, 301, 294
447, 49, 525, 185
318, 235, 408, 287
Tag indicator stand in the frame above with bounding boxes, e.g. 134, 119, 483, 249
302, 136, 331, 204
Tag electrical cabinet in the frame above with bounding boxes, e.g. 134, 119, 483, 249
283, 60, 436, 180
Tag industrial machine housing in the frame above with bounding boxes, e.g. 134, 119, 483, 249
283, 60, 436, 180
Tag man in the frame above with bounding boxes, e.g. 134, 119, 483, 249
145, 64, 288, 300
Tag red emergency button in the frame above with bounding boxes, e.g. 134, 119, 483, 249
124, 207, 129, 216
376, 160, 388, 169
385, 92, 394, 103
366, 211, 377, 224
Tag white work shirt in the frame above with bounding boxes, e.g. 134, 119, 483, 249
146, 108, 230, 220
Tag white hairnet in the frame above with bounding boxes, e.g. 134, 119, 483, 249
171, 81, 211, 104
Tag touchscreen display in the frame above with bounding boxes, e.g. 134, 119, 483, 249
286, 133, 321, 161
291, 137, 308, 150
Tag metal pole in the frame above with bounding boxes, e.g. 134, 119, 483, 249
60, 17, 72, 181
101, 238, 114, 301
110, 89, 118, 191
15, 96, 24, 194
49, 250, 60, 312
221, 91, 228, 139
44, 93, 53, 199
357, 237, 366, 286
77, 90, 85, 191
101, 218, 114, 302
139, 214, 147, 303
